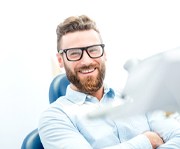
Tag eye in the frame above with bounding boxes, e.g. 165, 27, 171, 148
67, 49, 81, 57
88, 47, 99, 53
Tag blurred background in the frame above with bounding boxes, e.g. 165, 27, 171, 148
0, 0, 180, 148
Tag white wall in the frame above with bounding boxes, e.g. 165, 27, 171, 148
0, 0, 180, 148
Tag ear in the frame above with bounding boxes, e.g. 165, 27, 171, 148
56, 53, 64, 68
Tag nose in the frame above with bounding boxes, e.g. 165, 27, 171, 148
80, 50, 93, 65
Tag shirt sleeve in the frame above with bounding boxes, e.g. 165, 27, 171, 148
102, 134, 153, 149
147, 110, 180, 149
38, 106, 93, 149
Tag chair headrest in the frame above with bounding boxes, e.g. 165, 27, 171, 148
49, 73, 70, 103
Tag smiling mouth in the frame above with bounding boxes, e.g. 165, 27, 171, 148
79, 68, 96, 74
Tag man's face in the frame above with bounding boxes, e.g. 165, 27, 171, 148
57, 30, 107, 94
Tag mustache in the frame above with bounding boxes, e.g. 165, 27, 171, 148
76, 64, 98, 71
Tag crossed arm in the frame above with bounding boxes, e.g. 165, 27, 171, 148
38, 108, 180, 149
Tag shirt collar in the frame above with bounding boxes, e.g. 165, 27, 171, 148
65, 84, 115, 105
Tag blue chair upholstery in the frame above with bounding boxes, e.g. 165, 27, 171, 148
21, 129, 43, 149
21, 73, 69, 149
49, 74, 69, 103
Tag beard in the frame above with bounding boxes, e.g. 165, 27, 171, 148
64, 63, 106, 94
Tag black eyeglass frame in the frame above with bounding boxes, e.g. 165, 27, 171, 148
58, 44, 105, 61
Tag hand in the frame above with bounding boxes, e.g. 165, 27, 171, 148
143, 131, 164, 149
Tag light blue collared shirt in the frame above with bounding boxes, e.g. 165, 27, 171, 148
38, 85, 180, 149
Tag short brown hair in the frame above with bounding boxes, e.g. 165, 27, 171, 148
56, 15, 101, 51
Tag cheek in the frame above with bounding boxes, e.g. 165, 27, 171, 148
64, 61, 76, 72
99, 56, 107, 63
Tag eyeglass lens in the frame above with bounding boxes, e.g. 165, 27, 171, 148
66, 45, 104, 61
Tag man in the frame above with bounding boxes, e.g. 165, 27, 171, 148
38, 15, 180, 149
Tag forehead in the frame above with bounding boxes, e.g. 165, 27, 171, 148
61, 29, 101, 49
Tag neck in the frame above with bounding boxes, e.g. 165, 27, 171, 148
90, 86, 104, 101
70, 84, 104, 101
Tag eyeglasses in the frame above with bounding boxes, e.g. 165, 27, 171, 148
58, 44, 105, 61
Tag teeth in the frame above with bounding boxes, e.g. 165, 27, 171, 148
81, 68, 95, 73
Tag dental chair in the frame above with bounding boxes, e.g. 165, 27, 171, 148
21, 73, 69, 149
